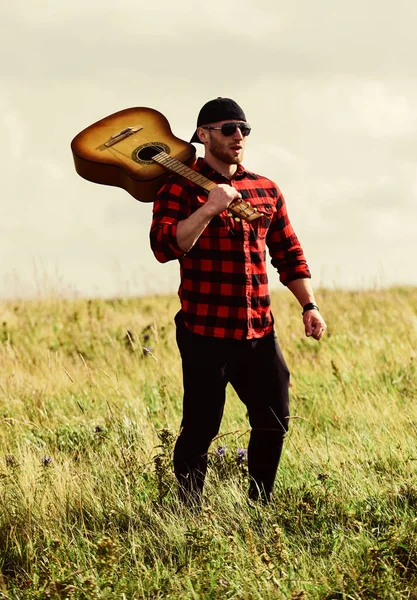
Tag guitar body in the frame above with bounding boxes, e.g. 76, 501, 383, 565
71, 107, 196, 202
71, 107, 262, 222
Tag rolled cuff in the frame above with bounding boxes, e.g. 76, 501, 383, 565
150, 222, 185, 263
280, 270, 311, 286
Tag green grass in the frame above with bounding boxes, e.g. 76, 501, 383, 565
0, 287, 417, 599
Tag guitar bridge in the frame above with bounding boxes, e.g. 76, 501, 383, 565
104, 126, 143, 147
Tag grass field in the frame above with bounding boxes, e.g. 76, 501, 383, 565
0, 287, 416, 599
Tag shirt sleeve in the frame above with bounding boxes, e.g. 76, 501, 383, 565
149, 180, 189, 263
266, 186, 311, 285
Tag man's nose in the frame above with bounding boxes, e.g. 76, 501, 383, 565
233, 126, 244, 140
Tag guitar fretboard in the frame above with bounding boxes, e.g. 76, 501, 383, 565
152, 152, 216, 193
152, 151, 261, 222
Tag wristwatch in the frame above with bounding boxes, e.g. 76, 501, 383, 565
302, 302, 319, 315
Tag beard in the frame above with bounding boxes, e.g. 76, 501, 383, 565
207, 135, 244, 165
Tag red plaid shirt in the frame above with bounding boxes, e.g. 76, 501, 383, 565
150, 158, 310, 340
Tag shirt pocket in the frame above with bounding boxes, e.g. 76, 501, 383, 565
249, 205, 276, 241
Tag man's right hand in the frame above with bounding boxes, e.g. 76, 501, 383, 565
176, 184, 242, 253
205, 184, 242, 217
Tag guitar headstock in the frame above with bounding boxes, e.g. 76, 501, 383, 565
228, 199, 262, 222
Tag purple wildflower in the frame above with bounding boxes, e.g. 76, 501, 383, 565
215, 446, 227, 459
237, 448, 247, 465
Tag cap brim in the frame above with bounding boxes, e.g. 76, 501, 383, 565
190, 129, 202, 144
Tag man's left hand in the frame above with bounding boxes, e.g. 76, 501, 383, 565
303, 310, 327, 341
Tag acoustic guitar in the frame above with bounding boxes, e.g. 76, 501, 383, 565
71, 107, 261, 222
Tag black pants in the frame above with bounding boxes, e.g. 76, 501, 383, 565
174, 313, 290, 503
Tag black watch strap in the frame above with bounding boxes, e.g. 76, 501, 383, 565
302, 302, 319, 315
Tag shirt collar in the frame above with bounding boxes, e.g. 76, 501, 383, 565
195, 157, 247, 182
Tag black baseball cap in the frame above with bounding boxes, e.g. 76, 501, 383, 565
190, 97, 247, 144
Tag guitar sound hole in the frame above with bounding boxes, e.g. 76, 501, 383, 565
132, 142, 170, 164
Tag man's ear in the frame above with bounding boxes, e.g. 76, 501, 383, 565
197, 127, 208, 144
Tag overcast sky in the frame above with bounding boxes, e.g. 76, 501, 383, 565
1, 0, 416, 299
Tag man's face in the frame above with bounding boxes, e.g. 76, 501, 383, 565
199, 120, 248, 166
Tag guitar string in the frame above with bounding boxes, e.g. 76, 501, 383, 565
129, 128, 213, 189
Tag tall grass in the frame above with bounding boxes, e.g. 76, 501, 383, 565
0, 287, 416, 599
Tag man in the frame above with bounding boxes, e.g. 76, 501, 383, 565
150, 97, 326, 505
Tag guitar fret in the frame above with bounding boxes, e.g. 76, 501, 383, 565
155, 153, 214, 191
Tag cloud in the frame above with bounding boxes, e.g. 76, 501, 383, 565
259, 0, 417, 78
4, 0, 415, 86
40, 160, 65, 179
1, 0, 417, 298
3, 113, 25, 159
295, 80, 417, 139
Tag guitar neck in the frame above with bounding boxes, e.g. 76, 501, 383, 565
151, 151, 261, 222
152, 151, 216, 194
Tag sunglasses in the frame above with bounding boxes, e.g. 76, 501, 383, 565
202, 122, 251, 137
